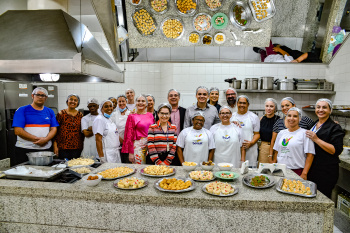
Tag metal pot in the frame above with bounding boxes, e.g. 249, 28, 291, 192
260, 76, 274, 90
275, 78, 295, 90
233, 80, 242, 89
27, 151, 55, 166
245, 78, 258, 90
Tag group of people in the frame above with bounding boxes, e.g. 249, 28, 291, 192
13, 86, 344, 198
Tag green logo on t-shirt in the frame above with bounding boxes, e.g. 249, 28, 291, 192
282, 136, 293, 146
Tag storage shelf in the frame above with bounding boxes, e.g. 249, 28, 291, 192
235, 90, 336, 94
303, 108, 350, 117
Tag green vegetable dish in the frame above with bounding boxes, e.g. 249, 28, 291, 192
250, 175, 270, 187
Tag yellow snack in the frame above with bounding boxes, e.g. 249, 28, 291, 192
176, 0, 196, 14
67, 158, 94, 167
144, 165, 174, 175
159, 178, 192, 190
117, 177, 145, 189
132, 9, 156, 35
72, 167, 91, 174
162, 19, 183, 39
281, 179, 313, 195
183, 161, 197, 166
98, 167, 133, 179
189, 33, 199, 43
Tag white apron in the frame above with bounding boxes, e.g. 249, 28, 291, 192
237, 115, 258, 166
213, 124, 241, 168
82, 115, 98, 159
102, 119, 121, 163
183, 129, 209, 164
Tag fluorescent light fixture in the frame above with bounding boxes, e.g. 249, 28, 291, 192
39, 73, 60, 82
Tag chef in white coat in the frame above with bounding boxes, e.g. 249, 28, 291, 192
230, 95, 260, 167
93, 100, 121, 163
210, 106, 244, 167
81, 98, 99, 158
176, 112, 215, 164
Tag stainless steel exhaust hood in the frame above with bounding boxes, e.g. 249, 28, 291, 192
0, 10, 124, 83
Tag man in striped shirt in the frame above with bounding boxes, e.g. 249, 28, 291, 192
12, 87, 59, 165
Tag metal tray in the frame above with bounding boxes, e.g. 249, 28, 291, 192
242, 173, 275, 189
204, 0, 224, 11
160, 17, 185, 40
248, 0, 276, 22
174, 0, 197, 16
113, 178, 149, 190
140, 167, 176, 177
65, 159, 97, 168
149, 0, 168, 14
202, 183, 238, 197
193, 13, 212, 33
68, 166, 94, 178
229, 1, 252, 30
3, 165, 66, 181
97, 168, 136, 180
276, 178, 317, 198
154, 177, 196, 192
189, 171, 216, 182
131, 7, 157, 36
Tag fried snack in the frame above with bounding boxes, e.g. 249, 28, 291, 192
281, 179, 312, 195
176, 0, 196, 14
132, 0, 141, 4
151, 0, 167, 12
183, 161, 196, 166
98, 167, 134, 179
162, 19, 183, 39
67, 158, 94, 167
202, 35, 212, 45
251, 0, 270, 20
87, 175, 99, 180
206, 181, 234, 195
205, 0, 221, 9
132, 9, 156, 36
117, 177, 145, 189
215, 34, 224, 42
159, 178, 192, 190
72, 167, 91, 174
202, 160, 213, 166
144, 165, 174, 175
189, 33, 199, 43
189, 171, 213, 180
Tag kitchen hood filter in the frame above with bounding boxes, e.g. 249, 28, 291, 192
0, 10, 123, 83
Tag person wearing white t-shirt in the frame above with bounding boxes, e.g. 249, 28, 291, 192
273, 107, 315, 180
230, 95, 260, 167
210, 106, 243, 168
177, 112, 215, 164
81, 98, 99, 158
125, 88, 136, 112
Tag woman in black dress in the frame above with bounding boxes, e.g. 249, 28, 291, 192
259, 98, 280, 163
306, 99, 344, 198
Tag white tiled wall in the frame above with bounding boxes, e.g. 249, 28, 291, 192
53, 62, 328, 117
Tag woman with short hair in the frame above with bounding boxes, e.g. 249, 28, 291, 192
273, 107, 315, 179
208, 87, 221, 113
122, 95, 155, 164
54, 94, 84, 160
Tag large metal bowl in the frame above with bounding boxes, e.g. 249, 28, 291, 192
27, 151, 55, 166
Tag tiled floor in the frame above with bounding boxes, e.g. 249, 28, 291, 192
334, 208, 350, 233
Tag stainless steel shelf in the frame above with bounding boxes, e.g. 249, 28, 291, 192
303, 108, 350, 117
235, 90, 336, 94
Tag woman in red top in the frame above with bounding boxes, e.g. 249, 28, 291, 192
54, 94, 84, 160
147, 103, 178, 165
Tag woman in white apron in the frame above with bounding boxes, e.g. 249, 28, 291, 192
231, 96, 260, 167
111, 94, 131, 163
210, 106, 243, 167
93, 100, 121, 163
177, 112, 215, 164
81, 98, 99, 159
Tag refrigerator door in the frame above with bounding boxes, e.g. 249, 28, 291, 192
0, 82, 8, 159
4, 82, 33, 109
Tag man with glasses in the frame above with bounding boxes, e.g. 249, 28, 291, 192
167, 89, 186, 135
184, 86, 220, 130
225, 87, 238, 113
12, 87, 59, 165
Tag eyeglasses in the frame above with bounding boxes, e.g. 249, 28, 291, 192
34, 94, 47, 98
169, 94, 179, 98
159, 112, 170, 116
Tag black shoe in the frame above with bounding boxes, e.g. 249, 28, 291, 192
253, 47, 263, 53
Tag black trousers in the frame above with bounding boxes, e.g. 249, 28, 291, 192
14, 147, 52, 166
58, 149, 82, 160
146, 152, 181, 166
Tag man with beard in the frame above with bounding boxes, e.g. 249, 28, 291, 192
12, 87, 59, 165
226, 88, 238, 113
184, 86, 220, 130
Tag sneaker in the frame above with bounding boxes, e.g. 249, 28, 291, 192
253, 47, 263, 53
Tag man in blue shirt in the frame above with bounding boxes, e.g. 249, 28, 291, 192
12, 87, 59, 165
